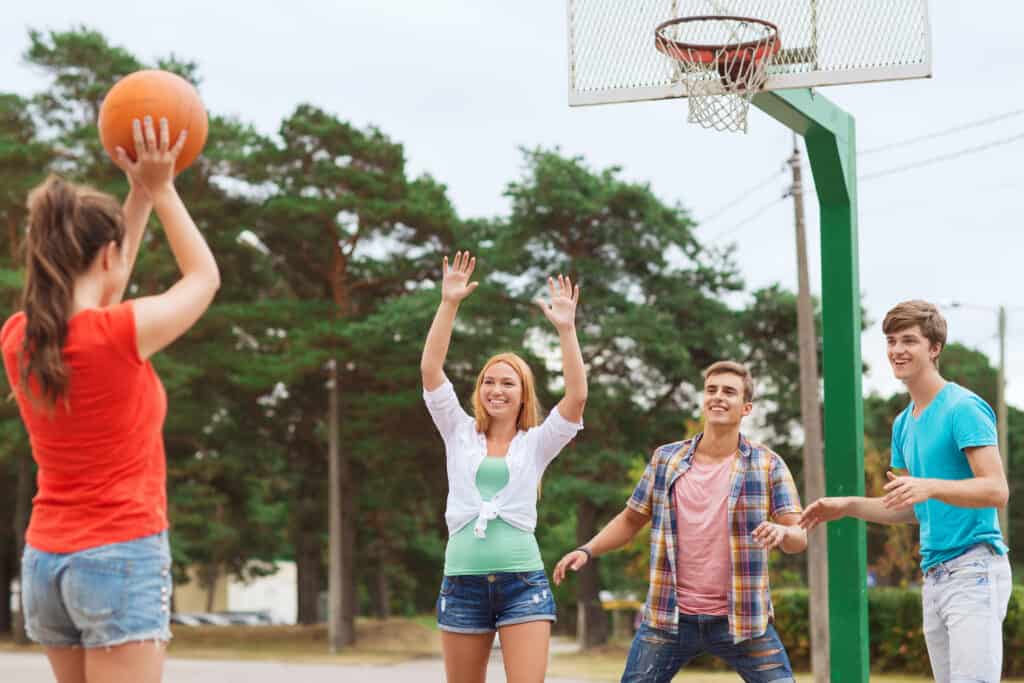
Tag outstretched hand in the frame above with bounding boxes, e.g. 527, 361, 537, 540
112, 116, 187, 196
798, 497, 848, 530
441, 251, 479, 303
535, 275, 579, 332
552, 549, 589, 585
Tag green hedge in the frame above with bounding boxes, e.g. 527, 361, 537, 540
761, 586, 1024, 675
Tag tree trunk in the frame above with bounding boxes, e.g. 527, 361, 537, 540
575, 499, 609, 649
12, 450, 33, 644
373, 564, 391, 620
340, 447, 357, 645
295, 523, 322, 624
0, 533, 12, 634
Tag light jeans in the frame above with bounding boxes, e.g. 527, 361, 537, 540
922, 543, 1012, 683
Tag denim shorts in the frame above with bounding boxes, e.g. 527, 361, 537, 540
21, 531, 173, 648
436, 570, 556, 634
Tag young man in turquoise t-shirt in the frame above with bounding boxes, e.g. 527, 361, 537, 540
801, 300, 1011, 683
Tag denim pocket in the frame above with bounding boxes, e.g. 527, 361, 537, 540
439, 576, 458, 597
65, 556, 130, 620
517, 570, 549, 588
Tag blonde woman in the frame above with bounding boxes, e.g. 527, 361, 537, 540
420, 251, 586, 683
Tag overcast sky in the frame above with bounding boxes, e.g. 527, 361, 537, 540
3, 2, 1022, 407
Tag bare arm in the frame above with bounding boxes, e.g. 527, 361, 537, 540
124, 117, 220, 360
420, 252, 477, 391
883, 445, 1008, 510
753, 512, 808, 554
536, 275, 586, 423
110, 119, 155, 304
552, 506, 649, 584
801, 494, 918, 529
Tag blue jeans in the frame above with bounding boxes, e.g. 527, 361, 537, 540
21, 532, 173, 648
922, 543, 1012, 683
436, 570, 556, 634
621, 616, 794, 683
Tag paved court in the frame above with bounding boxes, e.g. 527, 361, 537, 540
0, 651, 596, 682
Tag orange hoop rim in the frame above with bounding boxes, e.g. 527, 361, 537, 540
654, 15, 781, 65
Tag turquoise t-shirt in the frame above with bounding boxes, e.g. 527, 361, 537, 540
890, 382, 1007, 571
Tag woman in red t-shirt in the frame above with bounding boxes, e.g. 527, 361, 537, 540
1, 116, 219, 682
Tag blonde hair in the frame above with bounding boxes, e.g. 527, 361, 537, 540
703, 360, 755, 403
472, 352, 542, 434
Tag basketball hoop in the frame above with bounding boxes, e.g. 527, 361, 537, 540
655, 16, 780, 133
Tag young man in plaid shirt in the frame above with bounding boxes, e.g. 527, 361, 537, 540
554, 361, 806, 682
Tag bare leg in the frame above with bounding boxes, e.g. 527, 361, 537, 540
45, 647, 86, 683
441, 631, 494, 683
85, 640, 167, 683
498, 621, 550, 683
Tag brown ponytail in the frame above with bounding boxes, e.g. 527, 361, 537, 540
19, 175, 125, 408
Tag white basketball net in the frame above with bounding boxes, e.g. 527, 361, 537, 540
655, 17, 779, 133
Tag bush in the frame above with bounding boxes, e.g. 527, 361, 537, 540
770, 585, 1024, 675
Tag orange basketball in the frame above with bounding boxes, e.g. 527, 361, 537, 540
98, 69, 208, 175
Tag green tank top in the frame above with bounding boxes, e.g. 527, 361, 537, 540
443, 456, 544, 575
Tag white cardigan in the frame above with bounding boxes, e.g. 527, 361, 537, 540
424, 380, 583, 538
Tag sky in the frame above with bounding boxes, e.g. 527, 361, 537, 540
3, 1, 1022, 406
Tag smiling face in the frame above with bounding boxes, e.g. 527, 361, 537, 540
478, 361, 524, 421
702, 371, 752, 428
886, 324, 941, 383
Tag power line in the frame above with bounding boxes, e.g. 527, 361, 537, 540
709, 194, 789, 241
698, 166, 786, 225
860, 131, 1024, 182
861, 107, 1024, 156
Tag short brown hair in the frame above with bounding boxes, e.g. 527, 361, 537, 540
703, 360, 754, 403
882, 300, 947, 358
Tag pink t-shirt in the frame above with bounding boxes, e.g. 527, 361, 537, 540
673, 454, 735, 615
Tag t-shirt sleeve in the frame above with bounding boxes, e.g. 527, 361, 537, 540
422, 380, 473, 442
627, 450, 658, 517
529, 403, 584, 468
952, 395, 998, 451
96, 302, 144, 366
769, 454, 803, 518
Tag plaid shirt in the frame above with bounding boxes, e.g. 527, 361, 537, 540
628, 432, 802, 643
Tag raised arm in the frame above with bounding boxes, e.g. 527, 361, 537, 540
420, 251, 478, 391
123, 116, 221, 360
535, 275, 586, 423
110, 124, 154, 304
552, 506, 650, 584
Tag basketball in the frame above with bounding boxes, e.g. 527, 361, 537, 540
98, 69, 209, 175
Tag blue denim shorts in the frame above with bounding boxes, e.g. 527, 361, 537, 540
21, 531, 173, 648
436, 570, 556, 634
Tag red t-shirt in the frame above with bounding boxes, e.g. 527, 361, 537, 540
1, 303, 168, 553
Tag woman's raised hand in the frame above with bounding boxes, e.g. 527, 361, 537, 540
112, 116, 187, 196
535, 275, 579, 332
441, 251, 479, 304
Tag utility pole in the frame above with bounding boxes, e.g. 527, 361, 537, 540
997, 306, 1009, 537
327, 359, 347, 652
790, 136, 829, 683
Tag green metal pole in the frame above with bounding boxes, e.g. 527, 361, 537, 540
754, 89, 868, 683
